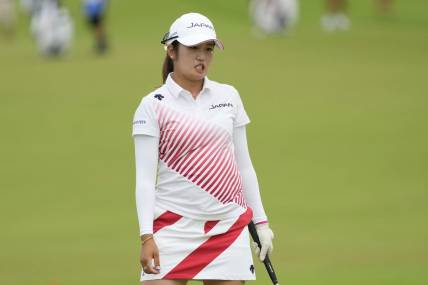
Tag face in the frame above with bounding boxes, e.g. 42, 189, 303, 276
168, 41, 215, 82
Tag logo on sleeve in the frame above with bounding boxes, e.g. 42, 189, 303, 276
209, 102, 233, 110
249, 264, 255, 274
133, 120, 147, 125
154, 94, 164, 101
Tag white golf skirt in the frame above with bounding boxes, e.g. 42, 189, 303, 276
140, 207, 256, 281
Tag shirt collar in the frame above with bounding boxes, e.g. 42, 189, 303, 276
165, 73, 212, 98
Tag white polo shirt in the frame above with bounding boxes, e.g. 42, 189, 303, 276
133, 74, 251, 221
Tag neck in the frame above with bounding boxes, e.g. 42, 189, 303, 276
171, 72, 204, 99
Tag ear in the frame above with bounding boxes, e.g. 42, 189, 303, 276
167, 45, 176, 60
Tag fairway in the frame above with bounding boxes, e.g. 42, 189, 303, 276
1, 1, 427, 285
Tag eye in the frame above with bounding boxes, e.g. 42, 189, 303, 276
207, 47, 214, 52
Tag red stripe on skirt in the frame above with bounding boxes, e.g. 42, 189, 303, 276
204, 220, 220, 234
153, 211, 183, 234
163, 207, 253, 279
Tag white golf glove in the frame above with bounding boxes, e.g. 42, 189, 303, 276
251, 223, 274, 262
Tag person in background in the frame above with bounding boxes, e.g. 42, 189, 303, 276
30, 0, 73, 57
321, 0, 350, 32
249, 0, 299, 35
83, 0, 108, 54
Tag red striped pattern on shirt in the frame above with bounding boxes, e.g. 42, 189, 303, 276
155, 103, 246, 207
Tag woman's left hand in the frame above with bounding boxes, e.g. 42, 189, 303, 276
251, 223, 274, 262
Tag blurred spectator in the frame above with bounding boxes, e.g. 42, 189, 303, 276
249, 0, 298, 35
30, 0, 73, 57
83, 0, 108, 54
321, 0, 350, 32
0, 0, 15, 37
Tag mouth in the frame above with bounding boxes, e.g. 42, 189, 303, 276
194, 63, 205, 73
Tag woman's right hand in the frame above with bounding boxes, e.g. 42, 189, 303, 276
140, 234, 160, 274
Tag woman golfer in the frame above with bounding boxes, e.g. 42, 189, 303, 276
133, 12, 275, 285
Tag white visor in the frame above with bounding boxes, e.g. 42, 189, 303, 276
161, 13, 224, 50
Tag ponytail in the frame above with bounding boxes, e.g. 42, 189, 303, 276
161, 41, 179, 83
162, 55, 174, 83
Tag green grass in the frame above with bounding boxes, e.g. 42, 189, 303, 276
1, 0, 427, 284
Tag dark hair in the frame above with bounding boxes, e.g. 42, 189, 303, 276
162, 41, 179, 83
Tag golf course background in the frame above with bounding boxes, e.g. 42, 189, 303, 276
1, 0, 427, 284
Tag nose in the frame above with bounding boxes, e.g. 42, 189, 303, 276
195, 48, 207, 61
196, 51, 205, 61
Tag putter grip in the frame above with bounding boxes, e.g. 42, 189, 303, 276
248, 221, 279, 285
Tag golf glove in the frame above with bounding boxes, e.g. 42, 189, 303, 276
251, 223, 274, 262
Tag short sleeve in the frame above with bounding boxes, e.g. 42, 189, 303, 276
132, 97, 160, 137
231, 87, 250, 128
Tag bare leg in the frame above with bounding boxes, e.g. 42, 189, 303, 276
94, 22, 108, 54
95, 24, 106, 44
375, 0, 393, 15
0, 0, 15, 39
203, 280, 245, 285
326, 0, 347, 14
142, 280, 188, 285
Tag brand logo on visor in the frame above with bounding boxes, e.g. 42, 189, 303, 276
186, 22, 214, 30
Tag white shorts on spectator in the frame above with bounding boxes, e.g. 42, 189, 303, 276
250, 0, 299, 34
